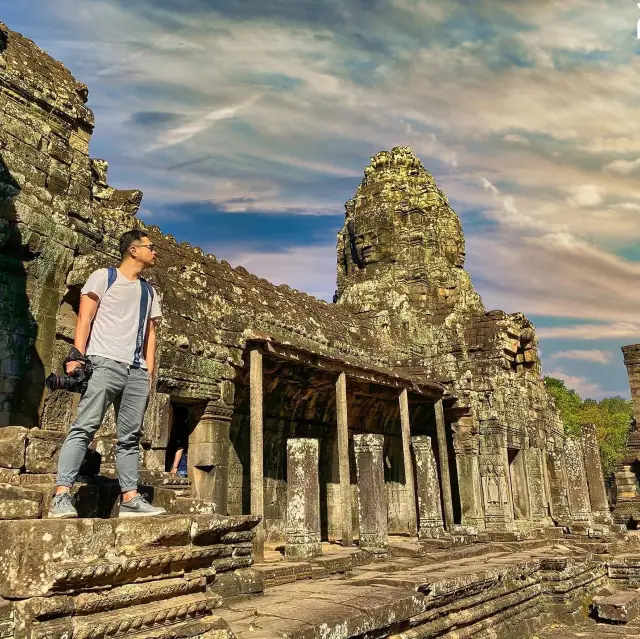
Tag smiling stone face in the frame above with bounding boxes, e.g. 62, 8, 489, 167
335, 146, 482, 320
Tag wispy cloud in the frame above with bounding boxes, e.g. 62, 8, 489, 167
545, 369, 612, 400
7, 0, 639, 400
548, 349, 613, 364
538, 323, 640, 341
146, 93, 263, 152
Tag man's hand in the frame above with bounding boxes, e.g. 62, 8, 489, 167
65, 360, 83, 375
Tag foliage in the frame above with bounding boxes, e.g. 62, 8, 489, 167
543, 376, 633, 475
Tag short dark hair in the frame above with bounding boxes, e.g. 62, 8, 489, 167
119, 229, 149, 258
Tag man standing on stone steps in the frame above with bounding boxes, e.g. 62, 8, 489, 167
48, 229, 167, 519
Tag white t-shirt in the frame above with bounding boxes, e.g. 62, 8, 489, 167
81, 268, 162, 369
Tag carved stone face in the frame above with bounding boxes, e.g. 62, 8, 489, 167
336, 146, 483, 316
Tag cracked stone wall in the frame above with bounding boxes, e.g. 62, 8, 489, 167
0, 22, 594, 532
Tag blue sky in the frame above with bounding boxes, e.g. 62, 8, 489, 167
3, 0, 640, 399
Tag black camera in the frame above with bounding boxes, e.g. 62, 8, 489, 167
45, 348, 93, 394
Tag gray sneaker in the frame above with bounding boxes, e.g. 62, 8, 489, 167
118, 494, 167, 518
48, 492, 78, 519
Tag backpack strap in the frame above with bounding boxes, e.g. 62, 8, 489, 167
106, 266, 117, 293
133, 279, 154, 367
140, 278, 155, 301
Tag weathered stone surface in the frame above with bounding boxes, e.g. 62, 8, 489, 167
597, 591, 640, 623
411, 436, 446, 539
353, 434, 388, 551
285, 438, 321, 559
0, 484, 42, 519
113, 515, 191, 551
0, 426, 27, 468
25, 429, 63, 474
0, 519, 114, 597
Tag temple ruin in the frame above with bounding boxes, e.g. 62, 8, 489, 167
3, 20, 640, 639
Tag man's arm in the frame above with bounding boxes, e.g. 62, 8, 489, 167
66, 293, 99, 373
143, 318, 158, 387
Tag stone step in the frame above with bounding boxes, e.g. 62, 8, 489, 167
597, 591, 640, 624
0, 513, 260, 598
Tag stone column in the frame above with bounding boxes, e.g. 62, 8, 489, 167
411, 436, 446, 538
189, 401, 232, 513
285, 438, 322, 559
623, 345, 640, 422
545, 441, 572, 524
479, 423, 513, 531
250, 348, 265, 560
614, 465, 638, 499
399, 389, 417, 535
336, 373, 353, 546
353, 434, 387, 551
564, 436, 592, 524
451, 417, 485, 530
580, 423, 613, 524
434, 399, 454, 531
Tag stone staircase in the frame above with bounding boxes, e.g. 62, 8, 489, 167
0, 470, 215, 520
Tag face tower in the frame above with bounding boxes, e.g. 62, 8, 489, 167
334, 146, 484, 336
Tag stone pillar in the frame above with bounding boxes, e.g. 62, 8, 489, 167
545, 440, 572, 524
411, 436, 446, 538
479, 423, 513, 531
614, 465, 638, 499
249, 348, 265, 560
435, 399, 454, 531
622, 345, 640, 422
451, 417, 485, 530
564, 436, 592, 524
399, 389, 417, 535
524, 442, 549, 523
353, 434, 387, 551
189, 401, 232, 513
336, 373, 353, 546
285, 438, 322, 559
580, 423, 613, 524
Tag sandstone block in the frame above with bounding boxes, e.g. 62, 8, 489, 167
0, 426, 27, 468
597, 591, 640, 624
0, 519, 115, 597
113, 515, 191, 552
0, 484, 43, 519
25, 429, 64, 474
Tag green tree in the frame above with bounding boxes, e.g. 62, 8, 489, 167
543, 377, 633, 476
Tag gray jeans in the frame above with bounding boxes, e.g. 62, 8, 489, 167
56, 355, 150, 492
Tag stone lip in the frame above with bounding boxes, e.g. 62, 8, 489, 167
0, 514, 261, 598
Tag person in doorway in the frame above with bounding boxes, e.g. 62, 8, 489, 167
170, 433, 188, 478
48, 229, 167, 518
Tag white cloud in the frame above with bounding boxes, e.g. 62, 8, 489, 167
545, 370, 611, 400
603, 158, 640, 175
565, 184, 603, 208
537, 323, 640, 341
467, 231, 640, 323
503, 134, 529, 145
221, 244, 336, 301
547, 349, 613, 364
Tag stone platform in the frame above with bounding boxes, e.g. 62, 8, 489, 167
210, 533, 640, 639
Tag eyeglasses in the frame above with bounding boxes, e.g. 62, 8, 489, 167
134, 243, 157, 252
